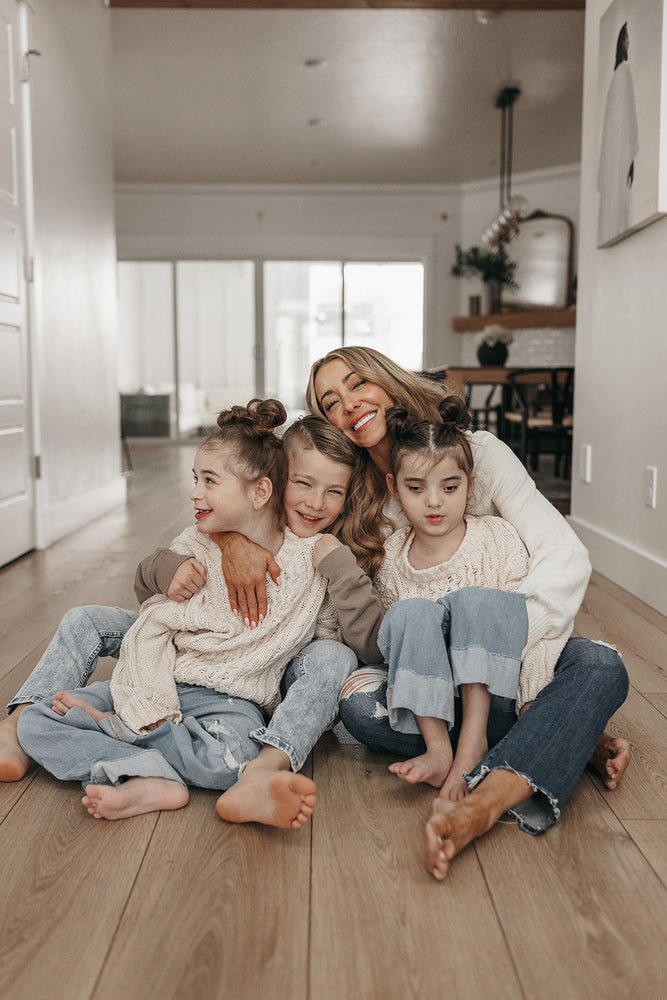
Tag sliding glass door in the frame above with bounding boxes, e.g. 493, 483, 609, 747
263, 260, 423, 415
118, 258, 423, 437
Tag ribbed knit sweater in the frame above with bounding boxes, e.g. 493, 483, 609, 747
374, 515, 572, 709
111, 526, 337, 734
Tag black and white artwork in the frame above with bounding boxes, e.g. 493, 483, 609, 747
597, 0, 667, 247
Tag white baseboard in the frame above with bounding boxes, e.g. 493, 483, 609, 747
41, 475, 127, 548
568, 516, 667, 617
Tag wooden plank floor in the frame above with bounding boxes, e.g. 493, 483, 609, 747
1, 441, 665, 1000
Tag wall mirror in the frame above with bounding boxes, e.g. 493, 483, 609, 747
501, 211, 574, 310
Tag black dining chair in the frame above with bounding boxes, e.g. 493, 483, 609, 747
504, 368, 574, 477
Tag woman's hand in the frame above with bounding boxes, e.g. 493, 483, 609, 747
166, 558, 207, 602
313, 534, 343, 569
211, 532, 282, 627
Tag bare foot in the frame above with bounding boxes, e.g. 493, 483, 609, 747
388, 749, 453, 788
438, 736, 487, 802
590, 732, 632, 790
424, 795, 494, 880
0, 707, 31, 781
82, 777, 189, 820
52, 691, 114, 724
438, 770, 470, 801
216, 768, 316, 829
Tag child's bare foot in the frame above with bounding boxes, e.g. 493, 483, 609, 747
590, 733, 632, 790
82, 777, 189, 820
216, 767, 316, 829
438, 770, 470, 801
438, 735, 487, 801
52, 691, 114, 724
424, 795, 494, 880
0, 708, 31, 781
388, 749, 453, 788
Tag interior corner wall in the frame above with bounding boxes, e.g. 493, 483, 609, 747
30, 0, 125, 547
569, 0, 667, 615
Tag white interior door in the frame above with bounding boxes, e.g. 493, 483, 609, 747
0, 0, 32, 566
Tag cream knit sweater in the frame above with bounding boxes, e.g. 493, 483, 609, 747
384, 429, 586, 655
374, 515, 572, 710
110, 526, 338, 734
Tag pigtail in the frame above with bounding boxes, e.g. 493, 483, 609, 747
438, 395, 472, 433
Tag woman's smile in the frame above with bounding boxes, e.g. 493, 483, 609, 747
314, 358, 394, 451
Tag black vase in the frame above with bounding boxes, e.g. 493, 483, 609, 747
477, 343, 508, 367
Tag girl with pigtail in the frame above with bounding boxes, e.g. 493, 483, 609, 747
15, 399, 361, 827
367, 396, 572, 800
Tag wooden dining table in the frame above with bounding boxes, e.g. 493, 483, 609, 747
422, 365, 571, 443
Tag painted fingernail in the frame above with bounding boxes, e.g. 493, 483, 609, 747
276, 576, 282, 586
259, 614, 264, 623
244, 617, 250, 627
250, 621, 257, 629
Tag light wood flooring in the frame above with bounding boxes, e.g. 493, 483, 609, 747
0, 442, 665, 1000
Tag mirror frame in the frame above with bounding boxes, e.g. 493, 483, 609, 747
500, 210, 574, 311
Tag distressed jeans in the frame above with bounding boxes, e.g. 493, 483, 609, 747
8, 605, 358, 777
339, 636, 629, 834
17, 680, 265, 790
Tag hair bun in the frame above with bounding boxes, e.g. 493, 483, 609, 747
438, 395, 472, 432
217, 398, 287, 436
385, 406, 412, 442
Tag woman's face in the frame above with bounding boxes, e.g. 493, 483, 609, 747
314, 358, 395, 452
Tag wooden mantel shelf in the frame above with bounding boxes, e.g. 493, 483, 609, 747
452, 308, 576, 332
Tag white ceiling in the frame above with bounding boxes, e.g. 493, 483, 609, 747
110, 8, 585, 186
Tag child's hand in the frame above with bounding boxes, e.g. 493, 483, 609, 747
166, 558, 207, 602
313, 534, 343, 568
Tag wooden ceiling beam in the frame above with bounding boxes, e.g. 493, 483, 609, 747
108, 2, 585, 11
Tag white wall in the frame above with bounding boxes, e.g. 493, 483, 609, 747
569, 0, 667, 614
30, 0, 124, 546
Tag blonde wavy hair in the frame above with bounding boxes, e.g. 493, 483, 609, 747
305, 346, 456, 576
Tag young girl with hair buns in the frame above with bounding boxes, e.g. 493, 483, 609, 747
371, 396, 572, 801
15, 400, 360, 827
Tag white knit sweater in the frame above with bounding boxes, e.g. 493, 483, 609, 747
110, 526, 338, 734
374, 514, 572, 709
383, 431, 587, 648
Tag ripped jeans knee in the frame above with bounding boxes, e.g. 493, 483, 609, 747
338, 666, 426, 757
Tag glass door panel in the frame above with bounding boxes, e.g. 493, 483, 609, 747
343, 262, 424, 371
117, 262, 175, 437
263, 261, 342, 417
175, 261, 255, 438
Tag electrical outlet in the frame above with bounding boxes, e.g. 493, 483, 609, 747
645, 466, 658, 508
580, 444, 592, 483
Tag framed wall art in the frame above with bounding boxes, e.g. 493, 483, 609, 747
596, 0, 667, 247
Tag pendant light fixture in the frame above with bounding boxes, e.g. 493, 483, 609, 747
481, 86, 529, 250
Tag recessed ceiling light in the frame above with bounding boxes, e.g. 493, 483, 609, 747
304, 58, 326, 68
307, 118, 323, 127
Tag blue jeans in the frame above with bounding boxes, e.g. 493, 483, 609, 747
17, 680, 265, 790
8, 606, 357, 775
379, 589, 528, 733
253, 638, 357, 771
339, 637, 629, 834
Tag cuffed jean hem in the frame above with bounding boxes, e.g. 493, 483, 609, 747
250, 727, 300, 772
465, 762, 560, 835
88, 748, 185, 788
387, 673, 455, 734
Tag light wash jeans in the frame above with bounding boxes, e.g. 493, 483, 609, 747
9, 605, 357, 780
18, 680, 265, 790
339, 635, 629, 835
379, 588, 528, 733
